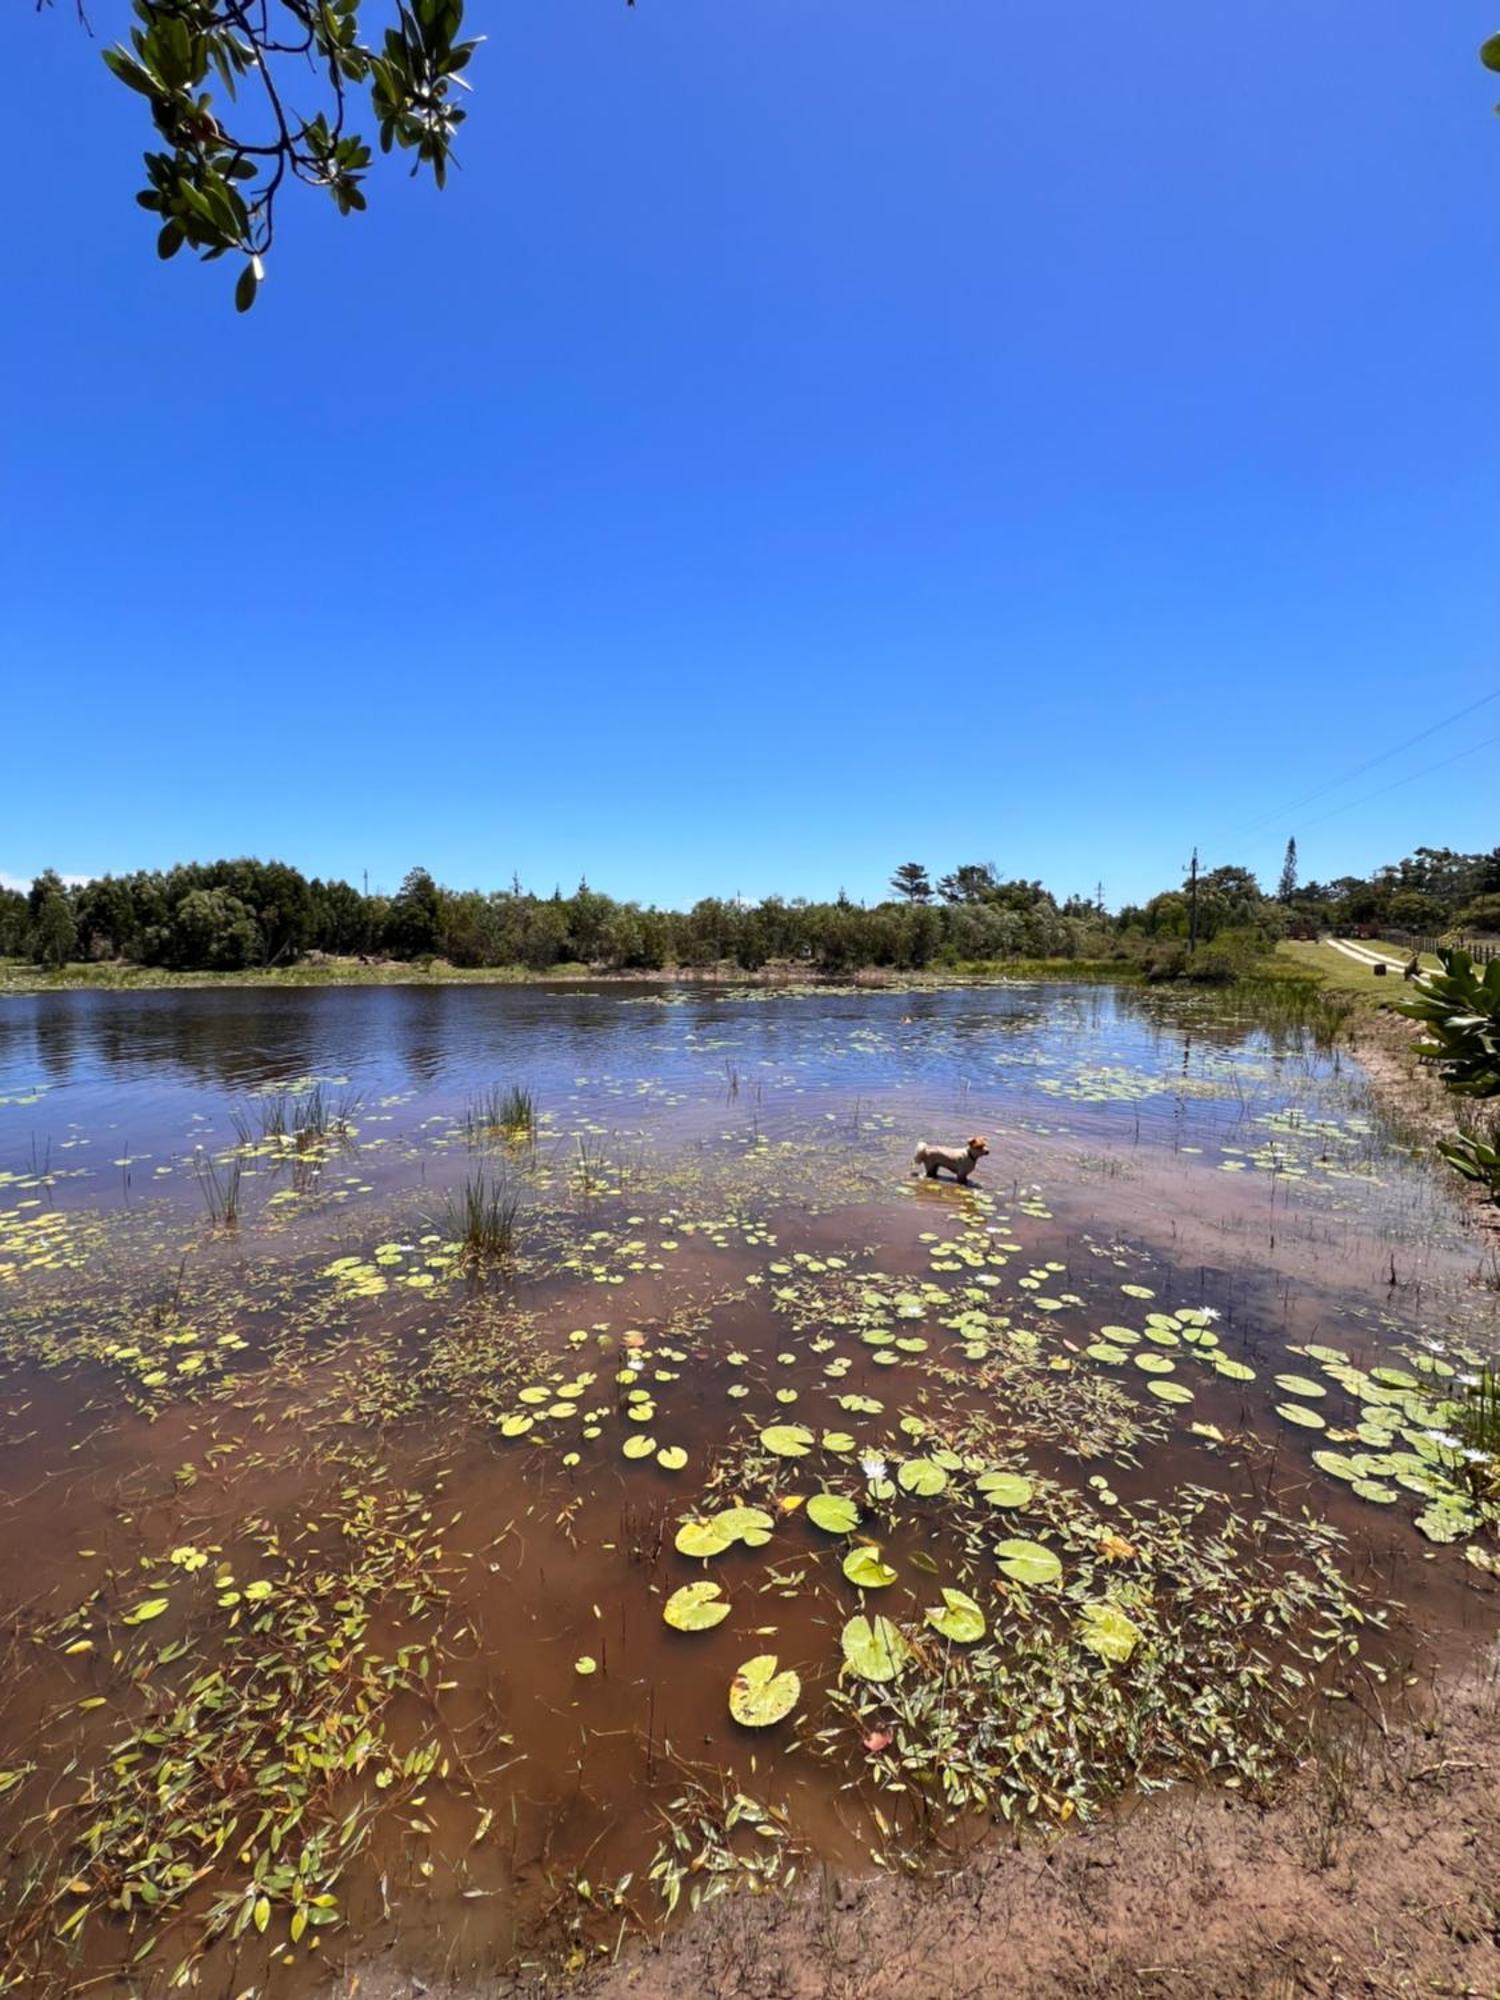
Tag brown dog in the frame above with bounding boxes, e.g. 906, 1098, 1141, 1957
912, 1135, 989, 1183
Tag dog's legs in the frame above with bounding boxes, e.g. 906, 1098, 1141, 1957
926, 1163, 940, 1178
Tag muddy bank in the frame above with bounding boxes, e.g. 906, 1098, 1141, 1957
342, 1649, 1500, 2000
1351, 1005, 1500, 1253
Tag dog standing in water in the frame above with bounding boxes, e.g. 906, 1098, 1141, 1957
912, 1135, 989, 1183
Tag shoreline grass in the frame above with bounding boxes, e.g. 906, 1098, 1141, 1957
0, 954, 1142, 995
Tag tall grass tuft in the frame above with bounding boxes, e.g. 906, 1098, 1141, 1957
442, 1172, 520, 1262
194, 1153, 243, 1228
462, 1083, 536, 1143
234, 1085, 360, 1149
1450, 1365, 1500, 1504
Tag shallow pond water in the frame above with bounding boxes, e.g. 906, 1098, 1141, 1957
1, 980, 1497, 1996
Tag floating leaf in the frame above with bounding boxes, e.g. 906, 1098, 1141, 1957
675, 1518, 734, 1559
896, 1457, 947, 1497
1077, 1600, 1143, 1663
994, 1539, 1061, 1586
574, 1656, 597, 1675
842, 1545, 898, 1589
728, 1654, 801, 1727
975, 1470, 1033, 1508
924, 1588, 986, 1643
122, 1597, 169, 1625
1274, 1374, 1326, 1399
806, 1493, 860, 1534
760, 1424, 815, 1459
656, 1445, 688, 1471
1275, 1402, 1325, 1430
842, 1613, 911, 1680
1149, 1381, 1193, 1405
622, 1434, 656, 1460
663, 1581, 731, 1631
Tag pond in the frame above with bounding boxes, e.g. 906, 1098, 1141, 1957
1, 979, 1496, 1995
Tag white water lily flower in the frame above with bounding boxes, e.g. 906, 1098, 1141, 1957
860, 1454, 888, 1482
1428, 1431, 1463, 1452
1198, 1306, 1222, 1322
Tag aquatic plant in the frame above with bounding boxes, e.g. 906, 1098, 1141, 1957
462, 1083, 537, 1142
192, 1151, 242, 1226
441, 1170, 520, 1261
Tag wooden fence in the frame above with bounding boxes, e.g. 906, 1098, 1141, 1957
1381, 929, 1500, 967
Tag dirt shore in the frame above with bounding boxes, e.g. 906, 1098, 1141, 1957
340, 1649, 1500, 2000
1350, 1005, 1500, 1254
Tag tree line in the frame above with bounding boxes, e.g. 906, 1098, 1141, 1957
3, 843, 1497, 976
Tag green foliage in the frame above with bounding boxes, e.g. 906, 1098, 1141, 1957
1395, 949, 1500, 1098
86, 0, 480, 305
1396, 947, 1500, 1201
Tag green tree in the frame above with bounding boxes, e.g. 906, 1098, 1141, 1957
28, 876, 81, 967
386, 866, 442, 957
1277, 837, 1298, 903
169, 888, 262, 967
889, 862, 932, 904
84, 0, 480, 309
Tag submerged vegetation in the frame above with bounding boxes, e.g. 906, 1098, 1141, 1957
0, 978, 1497, 1994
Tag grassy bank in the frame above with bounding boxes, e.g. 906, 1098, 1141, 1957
0, 954, 1139, 995
1277, 938, 1442, 996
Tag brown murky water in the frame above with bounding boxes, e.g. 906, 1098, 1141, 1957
1, 980, 1497, 1996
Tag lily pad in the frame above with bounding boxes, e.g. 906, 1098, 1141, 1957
975, 1470, 1033, 1508
675, 1517, 734, 1559
896, 1457, 947, 1497
843, 1545, 898, 1589
663, 1581, 731, 1631
842, 1613, 911, 1680
925, 1588, 986, 1643
760, 1424, 815, 1459
995, 1538, 1061, 1586
806, 1493, 860, 1534
1275, 1403, 1324, 1430
728, 1654, 801, 1727
1077, 1600, 1143, 1662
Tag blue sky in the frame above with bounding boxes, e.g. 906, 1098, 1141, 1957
3, 1, 1497, 909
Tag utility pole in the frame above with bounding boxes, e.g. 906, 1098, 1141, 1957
1187, 848, 1199, 955
362, 868, 368, 898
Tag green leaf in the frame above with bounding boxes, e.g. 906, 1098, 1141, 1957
1077, 1600, 1143, 1663
759, 1423, 814, 1458
806, 1492, 860, 1534
663, 1581, 731, 1632
122, 1596, 170, 1625
235, 262, 259, 313
842, 1545, 898, 1589
994, 1538, 1062, 1587
924, 1587, 986, 1644
841, 1613, 910, 1681
896, 1457, 947, 1497
974, 1470, 1032, 1508
728, 1654, 800, 1727
1483, 34, 1500, 75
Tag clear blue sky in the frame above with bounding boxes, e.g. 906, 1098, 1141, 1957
3, 1, 1497, 909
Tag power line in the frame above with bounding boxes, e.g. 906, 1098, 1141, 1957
1230, 684, 1500, 838
1294, 727, 1500, 837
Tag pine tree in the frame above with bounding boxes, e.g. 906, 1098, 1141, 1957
889, 862, 933, 904
1277, 837, 1298, 903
